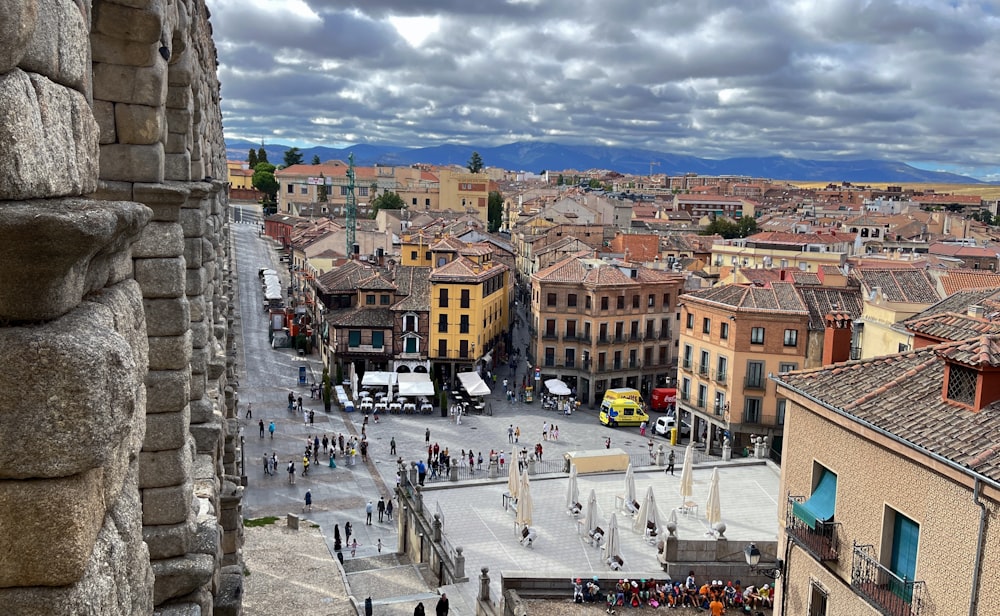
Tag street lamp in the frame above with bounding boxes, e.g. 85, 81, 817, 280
744, 543, 783, 579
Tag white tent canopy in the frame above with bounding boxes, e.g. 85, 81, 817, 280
544, 379, 571, 396
457, 371, 491, 396
361, 371, 396, 388
396, 373, 435, 397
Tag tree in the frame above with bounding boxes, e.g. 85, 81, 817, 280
702, 216, 758, 239
488, 191, 503, 232
311, 154, 321, 165
317, 173, 327, 202
256, 146, 268, 164
247, 149, 258, 169
370, 191, 405, 218
736, 216, 758, 237
467, 151, 484, 173
283, 147, 304, 168
252, 162, 278, 205
557, 174, 564, 185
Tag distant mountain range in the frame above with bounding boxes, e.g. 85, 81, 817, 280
225, 138, 983, 184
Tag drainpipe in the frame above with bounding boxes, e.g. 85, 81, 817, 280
970, 479, 988, 616
779, 531, 793, 616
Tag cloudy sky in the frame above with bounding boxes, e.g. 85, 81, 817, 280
208, 0, 1000, 179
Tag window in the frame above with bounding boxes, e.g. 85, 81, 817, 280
371, 331, 384, 348
545, 347, 555, 366
565, 348, 575, 368
746, 360, 765, 388
751, 327, 765, 344
287, 184, 294, 194
425, 198, 431, 206
412, 198, 418, 205
779, 362, 797, 373
598, 352, 607, 371
784, 328, 799, 347
566, 320, 577, 338
439, 288, 448, 308
661, 318, 670, 339
716, 356, 728, 382
720, 322, 729, 340
547, 293, 557, 307
686, 313, 694, 329
702, 317, 711, 334
348, 331, 361, 347
613, 351, 622, 370
808, 583, 828, 616
662, 293, 670, 309
599, 323, 608, 341
699, 350, 710, 375
358, 186, 369, 197
380, 294, 390, 305
410, 250, 417, 260
567, 293, 577, 307
438, 339, 447, 357
459, 315, 470, 334
793, 465, 837, 528
648, 294, 655, 307
697, 384, 707, 408
438, 314, 448, 333
887, 507, 920, 602
586, 296, 592, 310
632, 295, 640, 309
300, 186, 308, 195
630, 320, 639, 338
743, 398, 762, 423
460, 289, 470, 309
340, 186, 349, 196
459, 340, 469, 358
615, 322, 624, 341
404, 337, 417, 354
617, 296, 625, 310
898, 343, 910, 353
646, 320, 655, 339
425, 251, 431, 260
545, 319, 556, 337
776, 398, 786, 424
365, 294, 375, 305
629, 349, 637, 368
403, 314, 416, 332
681, 377, 691, 401
683, 344, 692, 369
947, 364, 977, 405
601, 296, 609, 311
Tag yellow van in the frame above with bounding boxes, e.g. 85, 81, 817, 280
599, 399, 650, 427
602, 388, 643, 406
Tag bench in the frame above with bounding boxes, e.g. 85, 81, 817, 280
503, 492, 518, 514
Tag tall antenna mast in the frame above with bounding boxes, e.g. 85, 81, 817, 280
346, 152, 357, 257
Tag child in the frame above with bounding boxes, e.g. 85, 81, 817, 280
350, 538, 359, 557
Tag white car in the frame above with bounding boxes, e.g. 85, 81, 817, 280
653, 415, 691, 437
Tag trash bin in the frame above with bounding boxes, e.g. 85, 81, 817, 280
298, 366, 307, 385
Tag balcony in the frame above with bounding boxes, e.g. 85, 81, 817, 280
598, 336, 611, 344
565, 359, 576, 369
542, 331, 558, 340
613, 361, 623, 370
628, 360, 639, 369
335, 342, 389, 355
786, 496, 840, 562
695, 397, 706, 409
713, 370, 727, 384
744, 376, 766, 390
851, 543, 925, 616
680, 390, 690, 402
850, 346, 862, 360
698, 364, 710, 377
578, 335, 592, 344
614, 334, 627, 343
544, 357, 555, 367
682, 359, 692, 370
659, 329, 671, 340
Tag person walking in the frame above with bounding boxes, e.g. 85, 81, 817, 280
345, 521, 352, 544
287, 460, 296, 484
268, 421, 275, 439
666, 450, 676, 475
605, 437, 611, 449
322, 434, 329, 452
436, 593, 450, 616
366, 500, 374, 525
351, 538, 359, 557
514, 426, 520, 443
245, 402, 252, 419
304, 489, 312, 512
377, 538, 383, 553
390, 437, 396, 455
377, 496, 386, 523
262, 453, 270, 476
508, 424, 514, 443
414, 602, 425, 616
386, 499, 394, 521
425, 427, 430, 443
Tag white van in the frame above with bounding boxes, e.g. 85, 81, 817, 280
653, 415, 691, 437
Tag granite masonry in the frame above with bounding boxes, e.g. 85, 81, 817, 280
0, 0, 241, 614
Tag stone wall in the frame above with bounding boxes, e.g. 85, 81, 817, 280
0, 0, 239, 614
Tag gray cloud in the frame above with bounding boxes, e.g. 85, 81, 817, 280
207, 0, 1000, 178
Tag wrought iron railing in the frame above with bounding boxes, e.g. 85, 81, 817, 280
851, 543, 924, 616
786, 495, 840, 562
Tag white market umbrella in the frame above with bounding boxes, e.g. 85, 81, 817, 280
624, 463, 637, 506
350, 370, 358, 398
633, 485, 661, 534
583, 489, 599, 535
604, 513, 621, 565
516, 470, 533, 528
678, 444, 695, 504
706, 467, 722, 528
566, 464, 580, 511
545, 378, 571, 396
508, 459, 521, 500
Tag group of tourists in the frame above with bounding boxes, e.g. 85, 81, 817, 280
572, 573, 771, 612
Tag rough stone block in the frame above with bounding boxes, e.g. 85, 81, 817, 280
93, 59, 167, 106
188, 398, 214, 425
185, 268, 207, 296
0, 292, 145, 478
165, 151, 192, 181
115, 102, 165, 145
151, 553, 214, 605
188, 295, 205, 322
166, 86, 191, 110
139, 447, 192, 489
143, 297, 191, 337
142, 517, 196, 560
189, 421, 222, 455
90, 32, 157, 67
189, 319, 209, 349
134, 221, 184, 259
152, 603, 201, 616
182, 237, 203, 268
20, 0, 89, 90
142, 480, 193, 526
100, 142, 165, 183
133, 182, 189, 215
166, 107, 192, 131
94, 99, 116, 145
190, 372, 207, 400
165, 129, 188, 154
146, 369, 190, 414
134, 256, 185, 298
0, 0, 36, 72
215, 570, 244, 616
148, 331, 193, 371
192, 516, 220, 557
93, 1, 162, 44
167, 54, 193, 87
179, 207, 205, 237
190, 346, 207, 376
0, 470, 106, 586
0, 70, 99, 199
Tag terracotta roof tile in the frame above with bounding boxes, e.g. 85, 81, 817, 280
905, 312, 1000, 341
938, 270, 1000, 295
683, 282, 809, 314
854, 268, 940, 303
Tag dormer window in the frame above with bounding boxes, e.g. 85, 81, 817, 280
946, 364, 977, 406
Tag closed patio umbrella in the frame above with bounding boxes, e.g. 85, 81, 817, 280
507, 458, 520, 500
679, 444, 695, 504
624, 463, 637, 506
583, 489, 599, 535
706, 467, 722, 528
604, 513, 621, 566
633, 485, 661, 534
566, 464, 580, 512
516, 470, 533, 528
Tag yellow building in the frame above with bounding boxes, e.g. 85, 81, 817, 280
428, 238, 510, 382
851, 267, 940, 359
226, 160, 254, 189
708, 231, 854, 277
774, 336, 1000, 616
437, 169, 495, 225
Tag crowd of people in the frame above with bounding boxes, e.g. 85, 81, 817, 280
570, 574, 772, 613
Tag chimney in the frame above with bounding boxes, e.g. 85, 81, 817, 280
969, 305, 986, 319
823, 310, 853, 365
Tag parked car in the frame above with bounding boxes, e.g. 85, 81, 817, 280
652, 415, 691, 437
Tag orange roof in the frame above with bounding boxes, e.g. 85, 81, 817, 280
939, 270, 1000, 295
609, 234, 659, 261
